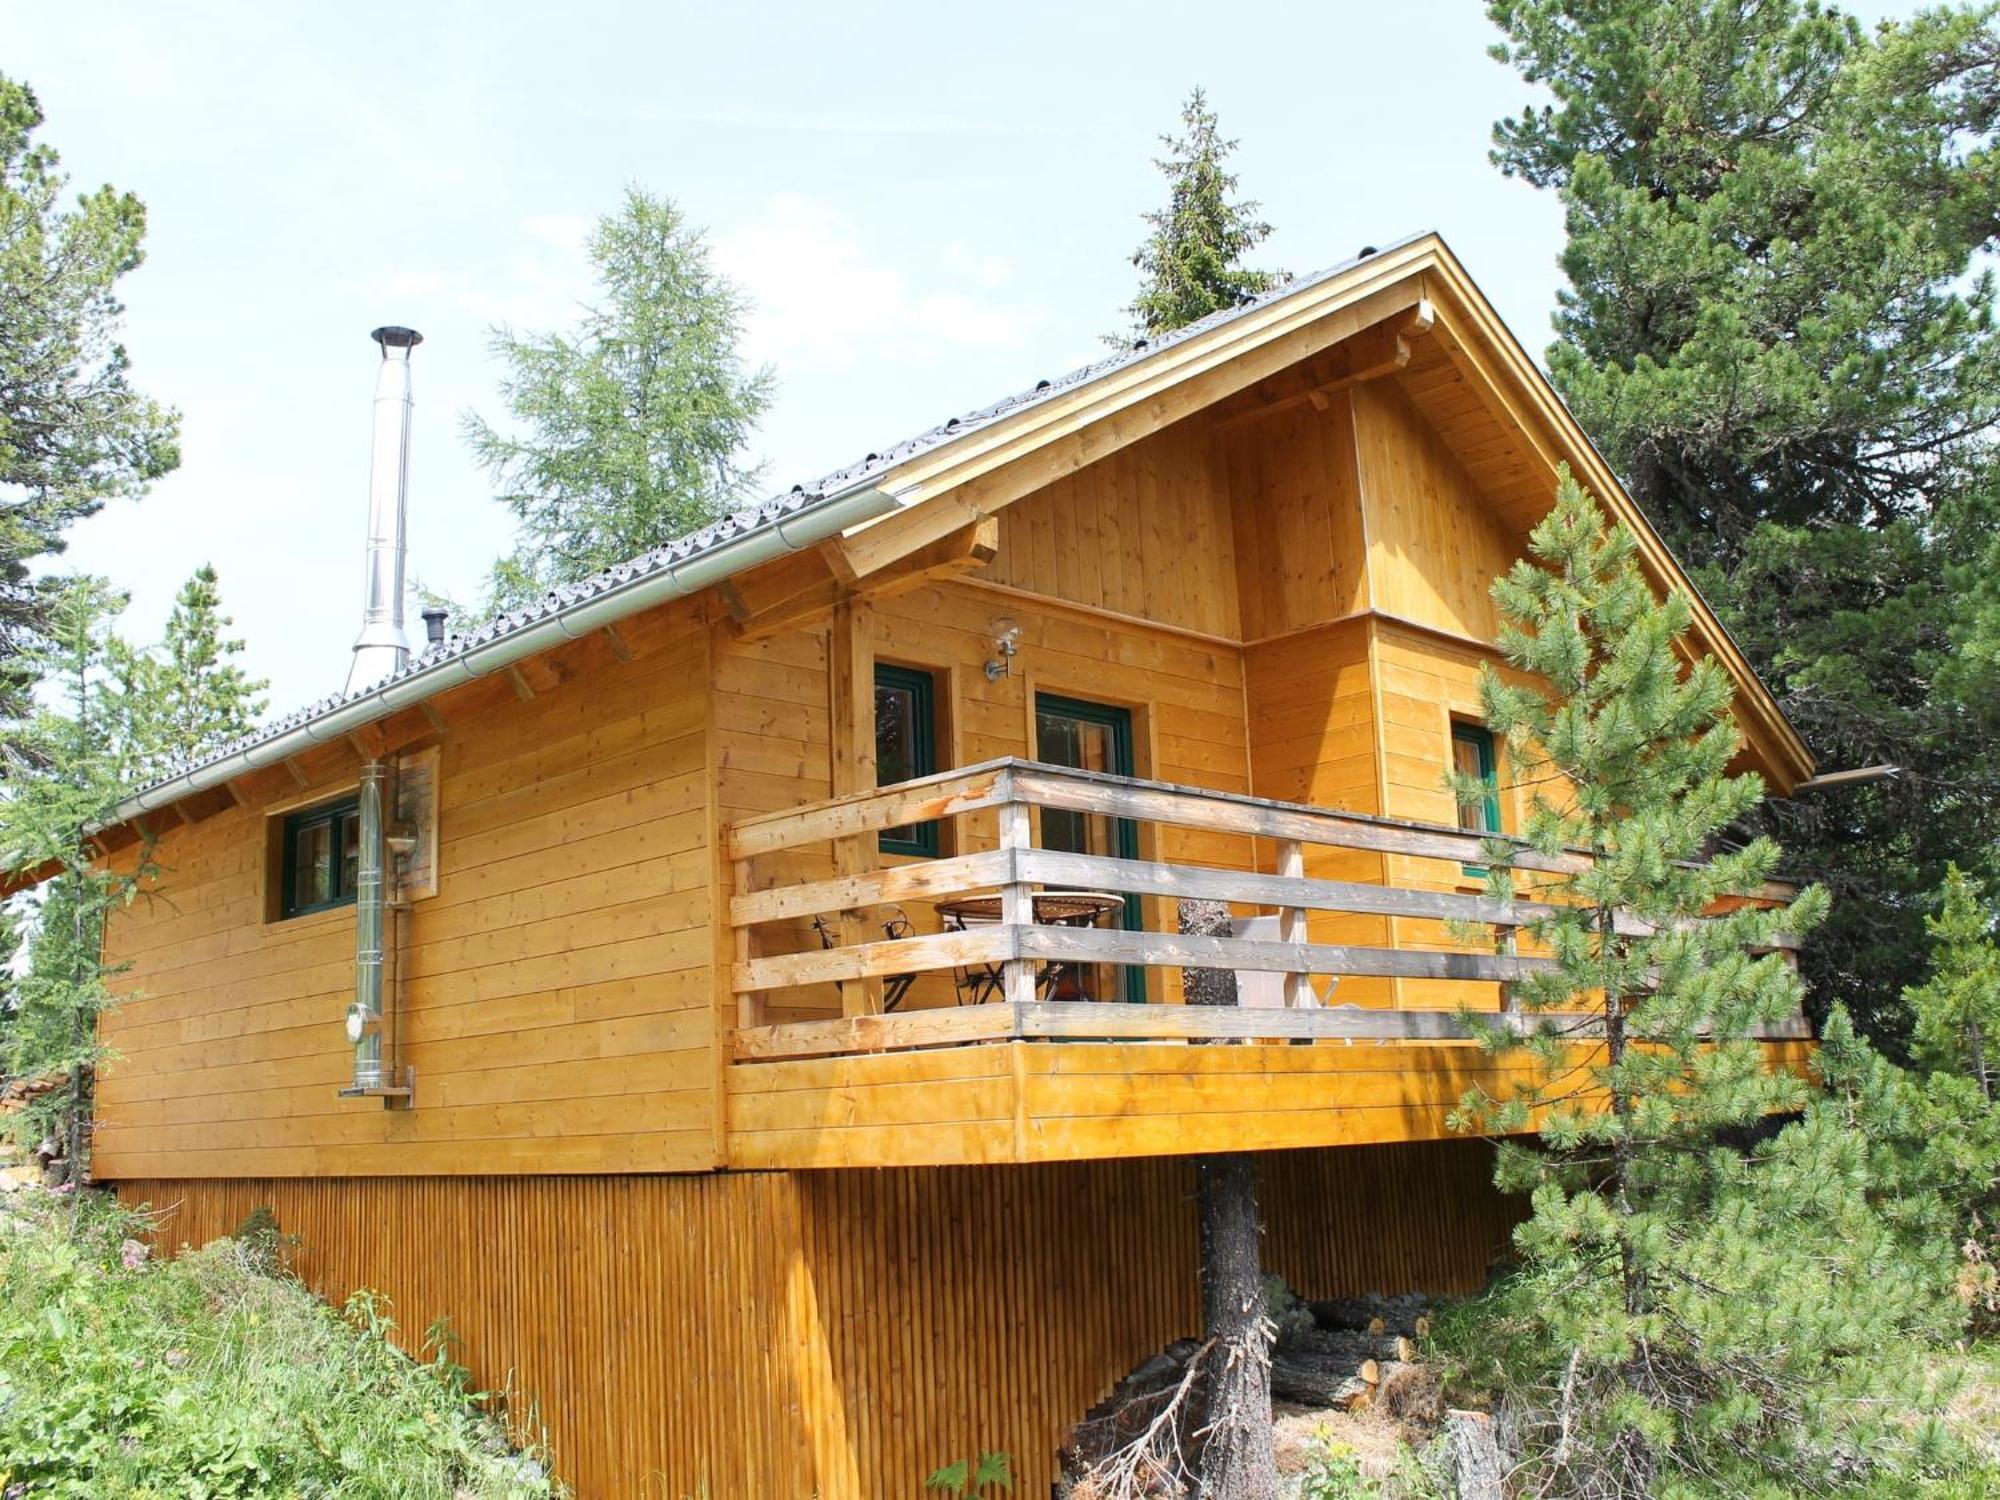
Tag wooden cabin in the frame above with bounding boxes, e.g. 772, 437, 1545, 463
55, 233, 1815, 1497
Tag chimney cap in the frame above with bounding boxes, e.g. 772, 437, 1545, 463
420, 607, 449, 647
371, 325, 424, 352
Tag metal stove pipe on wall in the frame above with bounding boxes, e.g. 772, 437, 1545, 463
341, 326, 421, 1104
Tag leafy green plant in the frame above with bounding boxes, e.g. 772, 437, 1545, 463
924, 1449, 1013, 1496
0, 1187, 562, 1497
1295, 1435, 1447, 1500
1298, 1439, 1377, 1499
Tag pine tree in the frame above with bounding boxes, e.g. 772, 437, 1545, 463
1450, 472, 1866, 1490
0, 579, 146, 1187
1907, 866, 2000, 1098
461, 188, 772, 616
0, 74, 179, 735
111, 563, 266, 780
1121, 88, 1285, 340
1899, 868, 2000, 1326
1485, 0, 2000, 1050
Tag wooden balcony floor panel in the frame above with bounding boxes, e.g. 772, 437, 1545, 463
725, 1039, 1817, 1169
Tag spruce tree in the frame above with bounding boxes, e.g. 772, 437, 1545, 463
111, 563, 266, 780
461, 187, 772, 616
1121, 88, 1285, 340
1485, 0, 2000, 1048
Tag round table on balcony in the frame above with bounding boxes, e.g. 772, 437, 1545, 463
934, 889, 1126, 1003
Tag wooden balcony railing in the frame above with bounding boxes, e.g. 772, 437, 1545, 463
723, 758, 1806, 1062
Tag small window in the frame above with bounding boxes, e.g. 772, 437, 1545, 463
281, 798, 362, 918
1452, 723, 1501, 873
875, 664, 939, 857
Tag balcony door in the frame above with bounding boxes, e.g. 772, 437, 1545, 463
1033, 693, 1145, 1002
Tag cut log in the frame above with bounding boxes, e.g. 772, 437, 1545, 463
1377, 1362, 1444, 1424
1279, 1327, 1410, 1367
1269, 1358, 1377, 1412
1366, 1316, 1386, 1335
1308, 1293, 1433, 1338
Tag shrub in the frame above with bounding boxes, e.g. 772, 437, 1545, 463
0, 1189, 560, 1497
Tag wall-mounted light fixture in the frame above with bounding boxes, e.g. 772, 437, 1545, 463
984, 618, 1021, 681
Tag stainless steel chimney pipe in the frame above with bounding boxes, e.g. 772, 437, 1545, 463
345, 327, 422, 696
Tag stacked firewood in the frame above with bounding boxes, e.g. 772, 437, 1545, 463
0, 1073, 73, 1189
1269, 1289, 1433, 1413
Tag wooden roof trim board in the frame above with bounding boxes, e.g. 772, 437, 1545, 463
1416, 253, 1815, 786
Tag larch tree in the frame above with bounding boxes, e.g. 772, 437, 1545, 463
111, 562, 266, 781
1, 579, 146, 1190
0, 73, 178, 735
1486, 0, 2000, 1050
460, 187, 772, 617
1120, 87, 1285, 342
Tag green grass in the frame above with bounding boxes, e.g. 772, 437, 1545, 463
0, 1189, 563, 1498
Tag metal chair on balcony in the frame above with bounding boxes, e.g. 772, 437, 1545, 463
811, 909, 920, 1012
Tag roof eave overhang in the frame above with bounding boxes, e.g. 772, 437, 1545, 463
1413, 249, 1816, 792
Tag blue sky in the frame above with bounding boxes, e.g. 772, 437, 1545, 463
12, 0, 1583, 713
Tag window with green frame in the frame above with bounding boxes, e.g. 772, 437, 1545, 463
1451, 721, 1500, 873
875, 664, 939, 857
280, 797, 363, 918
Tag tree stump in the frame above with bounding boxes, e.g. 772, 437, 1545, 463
1443, 1410, 1504, 1500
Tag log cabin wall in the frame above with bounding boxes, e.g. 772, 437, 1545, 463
119, 1139, 1519, 1500
719, 411, 1259, 1021
94, 599, 721, 1180
1241, 617, 1395, 1007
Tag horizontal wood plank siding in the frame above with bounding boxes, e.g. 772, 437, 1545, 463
733, 578, 1257, 1013
728, 1038, 1817, 1169
95, 600, 719, 1179
120, 1144, 1517, 1498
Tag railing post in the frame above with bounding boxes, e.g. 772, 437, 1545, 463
827, 598, 881, 1017
733, 856, 763, 1030
1276, 838, 1309, 1008
998, 787, 1036, 1006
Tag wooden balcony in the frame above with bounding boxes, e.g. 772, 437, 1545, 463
720, 760, 1811, 1169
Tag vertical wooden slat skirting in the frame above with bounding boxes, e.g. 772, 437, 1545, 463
118, 1141, 1517, 1499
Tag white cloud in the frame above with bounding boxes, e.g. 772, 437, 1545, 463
583, 104, 992, 136
714, 194, 1039, 373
